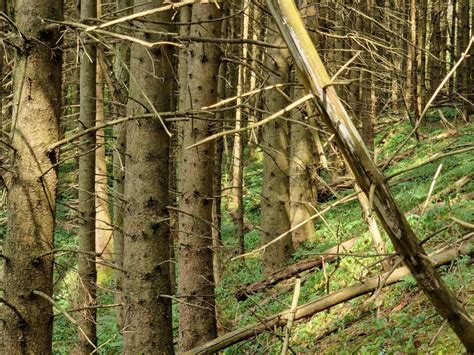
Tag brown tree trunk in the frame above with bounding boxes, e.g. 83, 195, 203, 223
267, 2, 474, 350
261, 17, 294, 275
77, 0, 97, 351
111, 0, 131, 330
121, 0, 174, 352
0, 0, 62, 352
429, 0, 443, 95
178, 3, 221, 351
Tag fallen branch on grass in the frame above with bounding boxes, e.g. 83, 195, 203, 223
186, 237, 473, 354
235, 237, 359, 301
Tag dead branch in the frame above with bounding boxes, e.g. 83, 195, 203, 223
186, 238, 473, 354
235, 237, 359, 301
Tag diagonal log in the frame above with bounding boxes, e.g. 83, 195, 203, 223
186, 237, 473, 354
265, 0, 474, 351
235, 237, 359, 301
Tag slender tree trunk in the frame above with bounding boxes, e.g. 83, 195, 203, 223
121, 0, 174, 352
112, 0, 131, 329
95, 0, 114, 284
458, 0, 472, 119
429, 0, 443, 95
0, 1, 62, 353
77, 0, 97, 351
178, 3, 221, 351
267, 2, 474, 350
261, 17, 293, 274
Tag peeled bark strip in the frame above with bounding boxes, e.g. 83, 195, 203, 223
178, 3, 221, 351
0, 0, 62, 352
121, 0, 174, 352
266, 1, 474, 350
187, 238, 473, 354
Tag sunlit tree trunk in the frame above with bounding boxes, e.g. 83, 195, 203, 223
95, 0, 114, 284
0, 0, 62, 352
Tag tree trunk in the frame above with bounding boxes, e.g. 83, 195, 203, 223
77, 0, 97, 351
178, 3, 221, 351
266, 2, 474, 351
111, 0, 131, 330
261, 17, 294, 275
0, 0, 62, 352
289, 106, 316, 248
95, 0, 114, 284
121, 0, 174, 352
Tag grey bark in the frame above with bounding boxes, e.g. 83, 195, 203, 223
0, 0, 63, 352
121, 0, 175, 352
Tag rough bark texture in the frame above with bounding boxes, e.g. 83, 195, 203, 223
289, 113, 316, 247
266, 1, 474, 350
178, 4, 221, 351
261, 19, 294, 274
121, 0, 174, 352
0, 0, 62, 352
112, 0, 131, 329
77, 0, 97, 351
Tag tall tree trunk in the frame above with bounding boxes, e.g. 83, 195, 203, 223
178, 3, 222, 351
261, 17, 294, 275
111, 0, 130, 330
0, 0, 62, 352
229, 2, 248, 257
458, 0, 472, 119
429, 0, 443, 95
95, 0, 114, 284
267, 2, 474, 350
77, 0, 97, 351
121, 0, 174, 352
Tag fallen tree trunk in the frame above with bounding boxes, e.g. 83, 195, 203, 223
265, 1, 474, 351
186, 238, 473, 354
235, 237, 359, 301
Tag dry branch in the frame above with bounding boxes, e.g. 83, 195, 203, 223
235, 237, 359, 301
186, 238, 473, 354
265, 1, 474, 349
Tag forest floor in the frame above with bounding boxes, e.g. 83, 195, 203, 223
47, 109, 473, 353
217, 110, 473, 353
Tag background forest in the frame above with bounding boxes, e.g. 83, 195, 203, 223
0, 0, 473, 353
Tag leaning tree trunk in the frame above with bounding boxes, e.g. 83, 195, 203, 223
178, 3, 222, 351
0, 0, 63, 352
266, 1, 474, 351
77, 0, 97, 352
121, 0, 175, 352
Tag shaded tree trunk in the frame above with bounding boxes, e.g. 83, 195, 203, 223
121, 0, 174, 352
261, 17, 294, 274
77, 0, 97, 351
0, 0, 62, 352
111, 0, 131, 329
178, 3, 222, 351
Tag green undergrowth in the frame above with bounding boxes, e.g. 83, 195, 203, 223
217, 118, 473, 353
